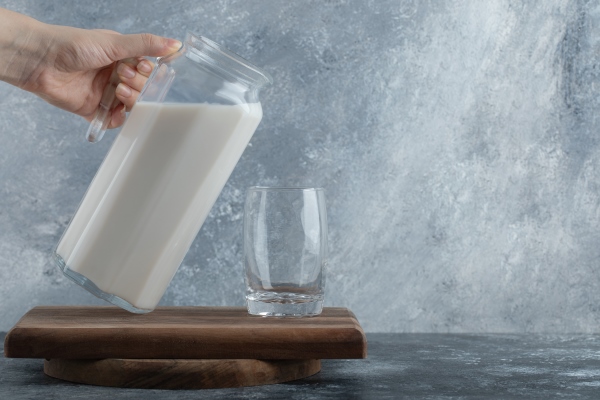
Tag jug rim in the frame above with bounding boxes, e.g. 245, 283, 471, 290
184, 33, 273, 88
247, 186, 325, 192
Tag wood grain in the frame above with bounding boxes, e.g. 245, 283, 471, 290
4, 306, 367, 360
44, 358, 321, 389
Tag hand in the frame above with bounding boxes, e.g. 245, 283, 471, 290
0, 8, 181, 128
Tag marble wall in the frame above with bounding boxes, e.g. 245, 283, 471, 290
1, 0, 599, 332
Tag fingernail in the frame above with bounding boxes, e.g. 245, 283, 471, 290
117, 63, 136, 79
137, 61, 152, 73
167, 39, 182, 51
116, 83, 132, 98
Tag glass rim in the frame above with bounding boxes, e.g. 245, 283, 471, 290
247, 186, 325, 192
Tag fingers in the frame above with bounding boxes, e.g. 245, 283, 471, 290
115, 82, 139, 110
111, 33, 181, 59
136, 58, 154, 75
116, 59, 154, 92
115, 58, 154, 111
116, 63, 145, 92
108, 103, 127, 129
102, 57, 156, 128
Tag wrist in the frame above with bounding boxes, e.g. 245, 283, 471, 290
0, 8, 49, 89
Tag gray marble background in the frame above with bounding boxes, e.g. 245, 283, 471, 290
1, 0, 599, 333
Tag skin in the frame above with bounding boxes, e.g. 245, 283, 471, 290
0, 7, 181, 128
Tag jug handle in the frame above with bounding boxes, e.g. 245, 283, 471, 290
85, 58, 137, 143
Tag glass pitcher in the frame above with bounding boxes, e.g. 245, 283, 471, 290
53, 33, 272, 313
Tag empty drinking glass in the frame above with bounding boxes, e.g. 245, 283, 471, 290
244, 187, 328, 317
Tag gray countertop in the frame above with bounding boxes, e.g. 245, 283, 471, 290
2, 333, 600, 399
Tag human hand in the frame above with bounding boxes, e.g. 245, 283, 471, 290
0, 8, 181, 128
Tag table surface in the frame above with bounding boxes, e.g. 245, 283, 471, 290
2, 332, 600, 399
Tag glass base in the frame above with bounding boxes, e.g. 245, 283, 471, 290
246, 292, 324, 317
53, 252, 152, 314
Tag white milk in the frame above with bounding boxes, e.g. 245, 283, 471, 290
56, 102, 262, 311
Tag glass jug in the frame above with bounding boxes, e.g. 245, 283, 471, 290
53, 33, 272, 313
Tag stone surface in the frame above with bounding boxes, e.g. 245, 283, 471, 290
1, 1, 600, 333
3, 333, 600, 399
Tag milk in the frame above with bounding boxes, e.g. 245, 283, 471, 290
55, 102, 262, 311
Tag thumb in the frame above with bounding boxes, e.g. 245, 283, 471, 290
110, 33, 181, 59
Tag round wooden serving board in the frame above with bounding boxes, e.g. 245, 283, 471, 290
44, 358, 321, 389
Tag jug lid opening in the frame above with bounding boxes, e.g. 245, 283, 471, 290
184, 33, 273, 88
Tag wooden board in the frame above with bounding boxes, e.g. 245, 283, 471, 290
44, 358, 321, 389
4, 306, 367, 360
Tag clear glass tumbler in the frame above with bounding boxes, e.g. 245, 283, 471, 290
244, 187, 328, 317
